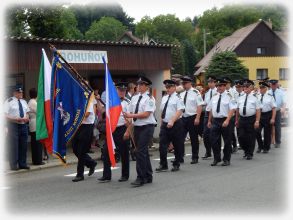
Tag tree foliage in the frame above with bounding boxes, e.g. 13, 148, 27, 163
70, 3, 134, 35
205, 51, 248, 82
85, 17, 126, 41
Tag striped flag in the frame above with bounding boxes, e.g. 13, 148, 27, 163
36, 49, 53, 153
103, 57, 122, 167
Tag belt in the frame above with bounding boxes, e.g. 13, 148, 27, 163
213, 117, 227, 120
240, 115, 256, 119
134, 124, 154, 128
261, 110, 272, 115
183, 114, 196, 118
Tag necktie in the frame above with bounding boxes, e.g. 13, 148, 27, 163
261, 94, 264, 103
18, 99, 24, 118
216, 94, 221, 113
239, 93, 241, 97
272, 90, 276, 101
210, 90, 212, 100
183, 91, 188, 113
243, 94, 248, 115
133, 95, 143, 121
161, 95, 171, 119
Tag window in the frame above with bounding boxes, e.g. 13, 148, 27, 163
256, 69, 268, 80
256, 47, 266, 55
279, 68, 289, 80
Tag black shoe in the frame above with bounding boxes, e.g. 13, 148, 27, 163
171, 166, 180, 172
118, 176, 128, 182
246, 155, 253, 160
155, 165, 168, 172
11, 167, 19, 171
33, 162, 45, 165
131, 179, 144, 187
88, 162, 97, 176
263, 150, 268, 153
243, 154, 248, 158
19, 166, 30, 170
256, 149, 262, 153
211, 160, 220, 166
180, 158, 184, 163
145, 178, 153, 184
190, 159, 198, 164
221, 161, 230, 166
98, 177, 111, 183
202, 154, 212, 159
232, 147, 238, 153
72, 176, 84, 182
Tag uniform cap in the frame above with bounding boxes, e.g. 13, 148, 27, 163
269, 79, 278, 84
115, 82, 128, 90
216, 78, 227, 85
163, 79, 176, 87
223, 77, 232, 83
14, 84, 23, 92
180, 76, 193, 82
259, 81, 270, 88
242, 79, 254, 86
137, 76, 152, 85
207, 75, 217, 82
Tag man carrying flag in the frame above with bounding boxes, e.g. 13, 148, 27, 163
124, 76, 156, 187
36, 49, 53, 154
98, 57, 122, 182
50, 49, 93, 168
98, 81, 131, 183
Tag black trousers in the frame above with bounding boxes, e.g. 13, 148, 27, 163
7, 123, 28, 169
159, 120, 184, 167
238, 115, 256, 157
134, 125, 154, 182
102, 125, 130, 179
210, 118, 232, 162
72, 124, 96, 177
203, 112, 212, 156
30, 132, 43, 165
182, 115, 199, 159
230, 116, 237, 149
256, 111, 272, 151
275, 110, 282, 144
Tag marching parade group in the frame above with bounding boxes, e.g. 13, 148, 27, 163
4, 74, 287, 187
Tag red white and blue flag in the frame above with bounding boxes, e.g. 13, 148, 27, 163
103, 57, 122, 167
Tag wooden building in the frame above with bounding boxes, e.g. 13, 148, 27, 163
6, 36, 174, 137
194, 20, 289, 87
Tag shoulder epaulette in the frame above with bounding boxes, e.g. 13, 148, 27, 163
227, 93, 232, 98
192, 90, 199, 94
8, 97, 13, 102
124, 98, 130, 103
268, 93, 273, 96
253, 93, 257, 97
213, 93, 218, 96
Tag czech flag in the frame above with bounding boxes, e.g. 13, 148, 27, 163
103, 57, 122, 167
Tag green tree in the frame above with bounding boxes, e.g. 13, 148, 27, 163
181, 39, 197, 76
85, 16, 126, 41
5, 5, 29, 37
205, 51, 248, 82
70, 3, 134, 35
135, 16, 157, 40
171, 39, 185, 76
60, 8, 83, 39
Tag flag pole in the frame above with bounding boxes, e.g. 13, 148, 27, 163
48, 43, 93, 93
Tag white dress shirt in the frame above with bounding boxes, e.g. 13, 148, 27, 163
160, 92, 185, 123
180, 88, 204, 117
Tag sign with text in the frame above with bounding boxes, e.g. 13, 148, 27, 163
59, 50, 108, 63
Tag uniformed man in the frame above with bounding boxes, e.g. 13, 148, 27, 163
202, 75, 217, 159
236, 79, 261, 160
4, 85, 30, 170
207, 78, 237, 166
156, 79, 185, 172
256, 81, 276, 153
223, 76, 238, 153
268, 79, 286, 148
98, 82, 131, 182
72, 93, 97, 182
234, 80, 244, 150
124, 76, 156, 187
180, 76, 204, 164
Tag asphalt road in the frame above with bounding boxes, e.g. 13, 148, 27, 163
3, 127, 290, 216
